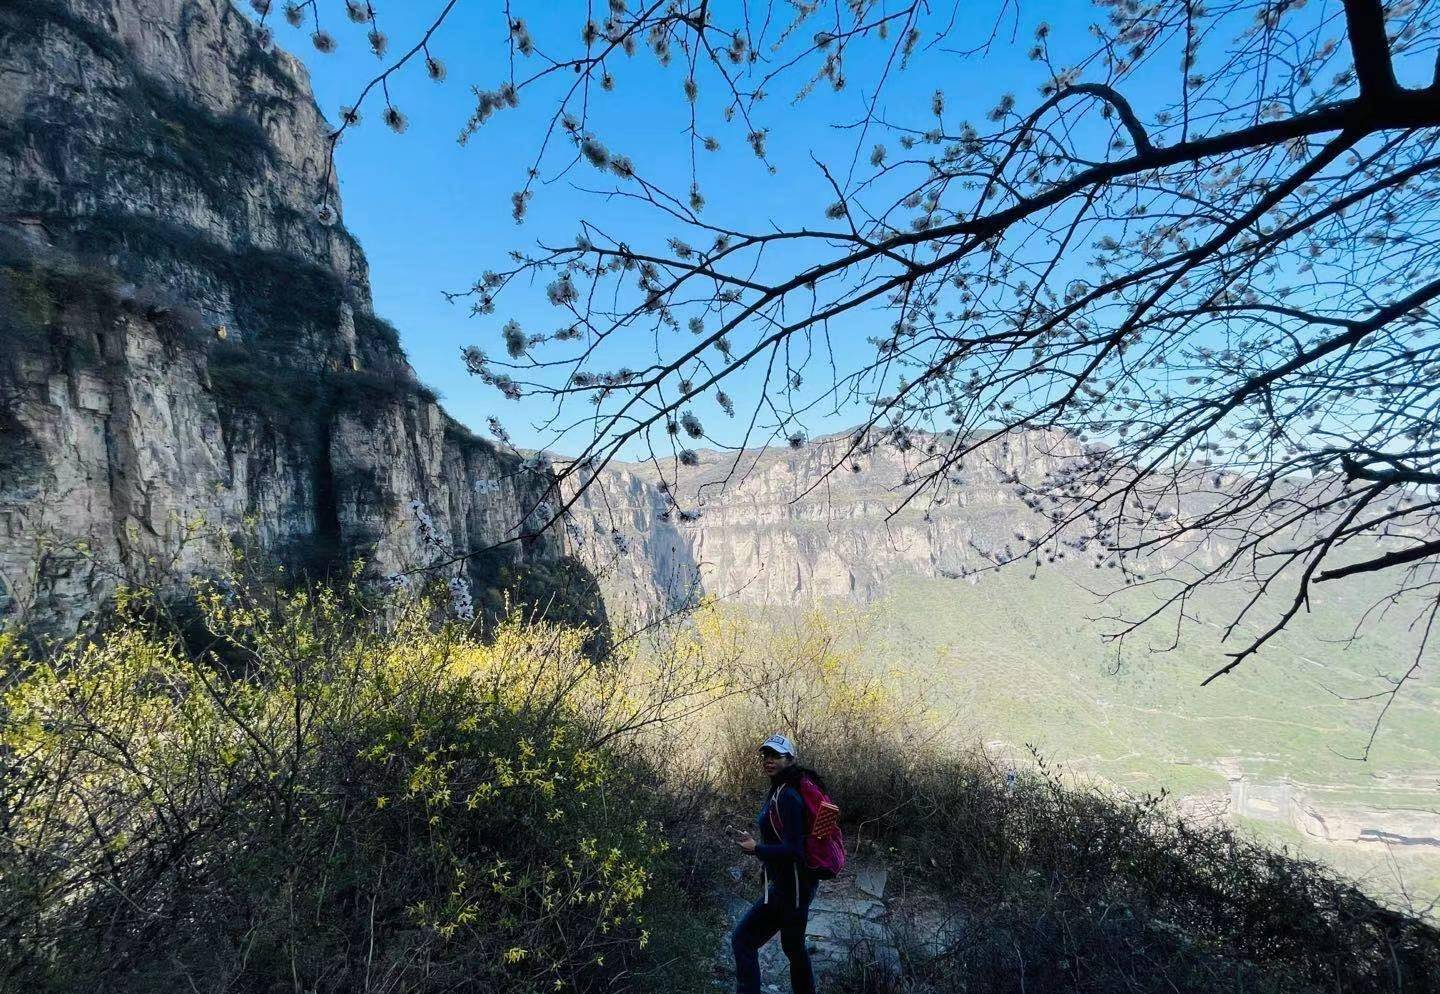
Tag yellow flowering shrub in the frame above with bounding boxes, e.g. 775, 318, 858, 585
666, 602, 930, 825
0, 571, 713, 994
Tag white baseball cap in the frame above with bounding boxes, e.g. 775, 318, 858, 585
758, 733, 797, 757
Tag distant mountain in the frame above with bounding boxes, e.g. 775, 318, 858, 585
574, 428, 1087, 607
574, 425, 1230, 610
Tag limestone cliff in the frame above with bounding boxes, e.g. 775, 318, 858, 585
587, 429, 1127, 607
0, 0, 575, 629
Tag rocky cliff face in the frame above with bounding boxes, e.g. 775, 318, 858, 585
565, 464, 702, 619
588, 428, 1147, 607
0, 0, 570, 629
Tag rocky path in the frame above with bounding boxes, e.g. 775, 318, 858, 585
714, 859, 964, 991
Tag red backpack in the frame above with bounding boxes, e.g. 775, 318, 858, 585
769, 774, 846, 879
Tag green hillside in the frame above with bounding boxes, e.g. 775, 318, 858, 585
839, 569, 1440, 912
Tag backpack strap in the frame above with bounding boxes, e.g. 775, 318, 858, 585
766, 785, 785, 836
766, 782, 802, 837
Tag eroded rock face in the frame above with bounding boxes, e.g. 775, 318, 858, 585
592, 429, 1116, 606
563, 464, 703, 620
0, 0, 567, 630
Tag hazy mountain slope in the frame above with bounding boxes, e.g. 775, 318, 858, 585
862, 570, 1440, 908
594, 429, 1099, 603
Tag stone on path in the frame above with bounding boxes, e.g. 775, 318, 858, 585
810, 893, 884, 919
855, 863, 888, 899
717, 858, 948, 988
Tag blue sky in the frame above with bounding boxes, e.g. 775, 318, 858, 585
276, 1, 1099, 453
269, 1, 1431, 466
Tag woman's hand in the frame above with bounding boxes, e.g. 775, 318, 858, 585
736, 831, 757, 854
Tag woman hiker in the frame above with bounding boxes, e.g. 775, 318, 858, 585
731, 733, 827, 994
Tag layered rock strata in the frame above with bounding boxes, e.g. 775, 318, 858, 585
0, 0, 574, 629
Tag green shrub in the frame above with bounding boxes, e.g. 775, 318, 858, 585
0, 576, 718, 994
232, 245, 347, 344
106, 74, 274, 191
6, 2, 280, 205
352, 310, 404, 355
207, 340, 326, 424
0, 0, 131, 66
854, 747, 1440, 993
237, 39, 299, 95
7, 576, 1434, 994
208, 342, 439, 432
0, 265, 57, 347
329, 366, 439, 412
0, 410, 45, 498
0, 120, 23, 159
468, 550, 610, 637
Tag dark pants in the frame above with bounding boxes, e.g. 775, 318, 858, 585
731, 875, 819, 994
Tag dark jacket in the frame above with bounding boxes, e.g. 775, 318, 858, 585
751, 765, 820, 906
